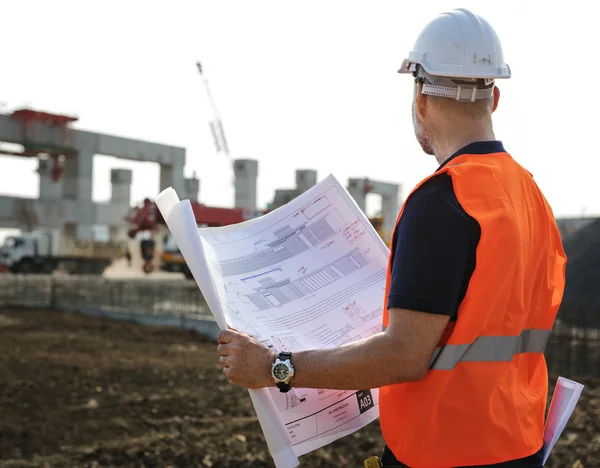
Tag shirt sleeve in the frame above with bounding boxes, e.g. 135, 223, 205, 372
387, 175, 474, 317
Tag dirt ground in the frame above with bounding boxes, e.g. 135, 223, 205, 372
0, 308, 598, 468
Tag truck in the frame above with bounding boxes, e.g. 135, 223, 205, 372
0, 228, 127, 275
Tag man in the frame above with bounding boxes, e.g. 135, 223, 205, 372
216, 8, 566, 467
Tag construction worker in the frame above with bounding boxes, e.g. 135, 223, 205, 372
216, 8, 566, 467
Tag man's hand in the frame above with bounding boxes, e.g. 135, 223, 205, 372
217, 329, 276, 389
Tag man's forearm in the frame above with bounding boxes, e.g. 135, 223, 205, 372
287, 332, 425, 390
218, 308, 446, 390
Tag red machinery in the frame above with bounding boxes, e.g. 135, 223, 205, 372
1, 109, 79, 182
125, 198, 261, 274
125, 198, 257, 237
125, 198, 159, 239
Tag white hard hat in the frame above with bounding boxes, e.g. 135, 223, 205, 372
399, 8, 510, 101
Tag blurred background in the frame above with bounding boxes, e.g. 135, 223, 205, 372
0, 1, 598, 466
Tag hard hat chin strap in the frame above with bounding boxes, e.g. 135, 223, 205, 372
415, 67, 494, 102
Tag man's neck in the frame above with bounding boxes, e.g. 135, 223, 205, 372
432, 125, 496, 166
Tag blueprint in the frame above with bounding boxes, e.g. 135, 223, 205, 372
542, 377, 585, 464
196, 174, 390, 456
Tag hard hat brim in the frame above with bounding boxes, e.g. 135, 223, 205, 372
398, 58, 511, 80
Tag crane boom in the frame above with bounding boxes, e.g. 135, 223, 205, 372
196, 61, 230, 159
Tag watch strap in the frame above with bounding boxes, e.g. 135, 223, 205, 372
276, 382, 291, 392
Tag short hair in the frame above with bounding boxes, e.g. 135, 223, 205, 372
428, 92, 494, 119
416, 74, 495, 119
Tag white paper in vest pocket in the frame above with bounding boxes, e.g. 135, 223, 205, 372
542, 377, 585, 464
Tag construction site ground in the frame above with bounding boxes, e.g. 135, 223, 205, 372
0, 308, 598, 468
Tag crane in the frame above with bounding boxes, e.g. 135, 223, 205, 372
122, 63, 255, 276
196, 61, 231, 161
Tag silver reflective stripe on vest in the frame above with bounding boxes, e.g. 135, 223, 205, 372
429, 328, 551, 370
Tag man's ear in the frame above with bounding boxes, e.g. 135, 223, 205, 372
492, 86, 500, 113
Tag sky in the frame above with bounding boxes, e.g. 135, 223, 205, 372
1, 0, 599, 241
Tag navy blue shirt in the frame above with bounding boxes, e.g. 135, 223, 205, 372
385, 141, 544, 467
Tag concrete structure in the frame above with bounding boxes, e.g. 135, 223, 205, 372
184, 175, 200, 203
296, 169, 317, 193
270, 169, 319, 208
0, 112, 199, 240
233, 159, 258, 210
347, 178, 401, 240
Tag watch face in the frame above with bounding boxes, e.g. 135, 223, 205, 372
273, 363, 289, 380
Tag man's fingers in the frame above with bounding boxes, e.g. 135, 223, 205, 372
217, 344, 228, 356
219, 355, 230, 367
217, 329, 236, 344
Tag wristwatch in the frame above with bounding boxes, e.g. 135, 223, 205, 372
271, 351, 294, 393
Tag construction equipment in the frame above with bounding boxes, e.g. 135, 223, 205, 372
125, 198, 262, 277
0, 228, 126, 275
196, 61, 230, 160
0, 109, 78, 182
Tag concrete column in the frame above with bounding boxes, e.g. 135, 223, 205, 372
160, 163, 186, 197
233, 159, 258, 210
104, 169, 133, 240
62, 156, 78, 200
296, 170, 317, 194
347, 178, 367, 213
64, 149, 95, 240
184, 176, 200, 202
272, 189, 297, 208
159, 164, 173, 192
38, 158, 63, 201
37, 158, 64, 230
110, 169, 132, 205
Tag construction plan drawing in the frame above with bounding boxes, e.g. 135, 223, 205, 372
197, 174, 389, 457
155, 174, 390, 466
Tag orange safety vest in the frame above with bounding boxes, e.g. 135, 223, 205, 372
380, 151, 567, 467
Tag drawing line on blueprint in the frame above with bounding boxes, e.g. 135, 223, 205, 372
285, 389, 308, 409
261, 269, 386, 332
245, 247, 372, 311
240, 267, 283, 283
215, 208, 346, 277
302, 196, 330, 219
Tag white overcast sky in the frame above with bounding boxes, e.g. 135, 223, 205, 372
1, 0, 599, 228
